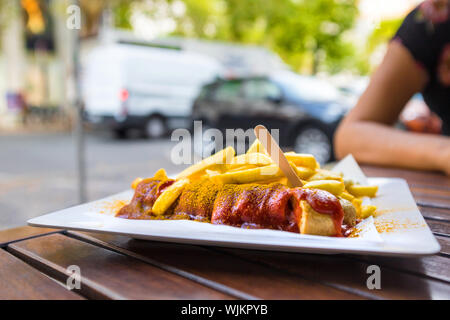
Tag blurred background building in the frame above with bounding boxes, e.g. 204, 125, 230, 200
0, 0, 76, 129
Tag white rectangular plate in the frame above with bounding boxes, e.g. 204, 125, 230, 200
28, 176, 440, 257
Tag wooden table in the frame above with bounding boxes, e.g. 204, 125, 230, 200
0, 165, 449, 300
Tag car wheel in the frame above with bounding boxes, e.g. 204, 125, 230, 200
293, 126, 332, 164
145, 116, 167, 138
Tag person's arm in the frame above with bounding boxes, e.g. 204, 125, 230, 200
334, 40, 450, 175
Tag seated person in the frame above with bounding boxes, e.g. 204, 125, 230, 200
335, 0, 450, 175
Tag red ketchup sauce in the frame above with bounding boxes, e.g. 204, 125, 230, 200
211, 184, 298, 232
116, 178, 175, 219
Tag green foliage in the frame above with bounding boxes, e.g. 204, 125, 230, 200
112, 0, 360, 74
366, 18, 403, 54
111, 0, 135, 30
349, 17, 403, 74
0, 0, 17, 47
113, 1, 134, 30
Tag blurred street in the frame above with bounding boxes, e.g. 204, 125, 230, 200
0, 132, 183, 230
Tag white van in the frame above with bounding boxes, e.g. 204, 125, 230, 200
82, 44, 222, 137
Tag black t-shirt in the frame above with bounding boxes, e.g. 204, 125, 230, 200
394, 0, 450, 135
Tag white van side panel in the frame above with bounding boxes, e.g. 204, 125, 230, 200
83, 48, 123, 117
122, 47, 220, 117
82, 44, 221, 119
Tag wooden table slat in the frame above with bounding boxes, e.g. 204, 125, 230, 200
0, 226, 59, 246
214, 247, 450, 300
414, 197, 450, 210
7, 233, 232, 300
425, 219, 450, 237
67, 231, 365, 300
356, 254, 450, 284
417, 201, 450, 211
0, 248, 83, 300
411, 186, 450, 199
69, 231, 450, 300
420, 207, 450, 223
436, 236, 450, 256
361, 166, 450, 190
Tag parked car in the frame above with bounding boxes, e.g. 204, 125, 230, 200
82, 43, 222, 138
192, 71, 350, 164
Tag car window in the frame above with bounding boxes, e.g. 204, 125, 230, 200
272, 72, 340, 102
244, 79, 281, 101
214, 81, 242, 101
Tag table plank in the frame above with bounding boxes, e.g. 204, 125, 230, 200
436, 236, 450, 256
68, 234, 445, 299
420, 207, 450, 222
361, 165, 450, 190
0, 226, 59, 246
7, 233, 232, 300
67, 231, 364, 300
355, 254, 450, 284
411, 186, 450, 199
414, 196, 450, 210
214, 247, 450, 299
425, 219, 450, 237
416, 200, 450, 210
0, 249, 83, 300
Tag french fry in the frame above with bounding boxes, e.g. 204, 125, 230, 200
352, 198, 363, 218
154, 168, 168, 180
343, 179, 354, 189
269, 177, 289, 185
247, 139, 269, 155
227, 164, 258, 172
308, 169, 343, 182
284, 153, 319, 170
176, 146, 235, 179
211, 164, 282, 184
152, 179, 190, 215
347, 185, 378, 198
360, 205, 377, 219
229, 153, 273, 167
131, 177, 143, 189
339, 191, 355, 202
205, 169, 221, 177
288, 161, 315, 180
294, 166, 316, 180
303, 180, 345, 196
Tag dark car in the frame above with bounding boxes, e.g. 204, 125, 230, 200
192, 71, 349, 163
